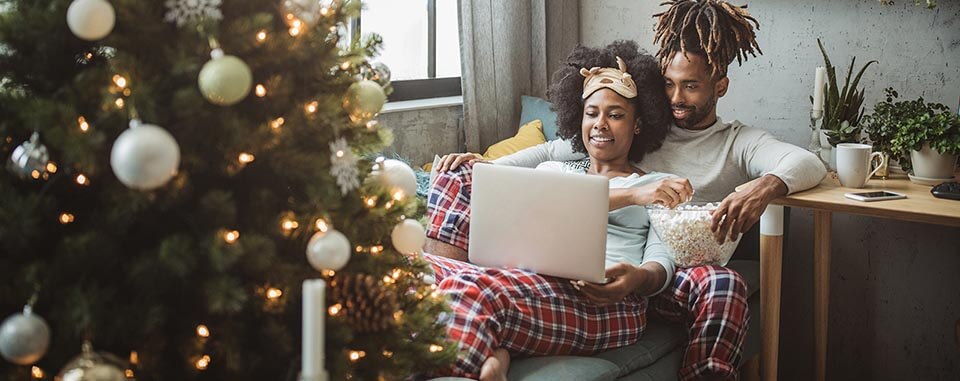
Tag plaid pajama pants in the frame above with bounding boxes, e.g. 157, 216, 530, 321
425, 162, 749, 380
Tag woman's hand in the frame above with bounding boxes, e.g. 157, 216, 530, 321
437, 152, 489, 172
572, 263, 644, 305
632, 177, 694, 208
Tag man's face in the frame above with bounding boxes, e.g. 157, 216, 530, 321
663, 52, 728, 130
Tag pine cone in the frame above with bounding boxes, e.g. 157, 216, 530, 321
330, 273, 399, 333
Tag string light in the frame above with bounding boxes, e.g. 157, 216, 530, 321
84, 52, 94, 61
429, 345, 444, 353
196, 324, 210, 338
59, 213, 75, 224
256, 30, 268, 42
304, 101, 319, 114
115, 98, 125, 109
266, 287, 283, 300
270, 117, 285, 129
281, 219, 299, 232
122, 88, 132, 97
392, 190, 405, 201
31, 366, 43, 379
45, 162, 58, 174
382, 275, 394, 284
391, 268, 402, 279
370, 246, 382, 254
364, 196, 377, 207
255, 84, 267, 97
320, 7, 330, 16
76, 174, 89, 186
289, 19, 303, 36
238, 152, 255, 164
129, 351, 139, 365
223, 230, 240, 244
335, 149, 345, 158
328, 303, 342, 316
125, 369, 135, 378
314, 218, 330, 232
340, 61, 350, 70
321, 269, 335, 277
393, 310, 404, 322
195, 355, 211, 370
30, 170, 41, 179
365, 120, 379, 130
348, 350, 366, 362
113, 74, 128, 89
78, 116, 90, 132
355, 245, 363, 253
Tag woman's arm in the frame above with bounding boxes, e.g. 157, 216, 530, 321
608, 177, 694, 211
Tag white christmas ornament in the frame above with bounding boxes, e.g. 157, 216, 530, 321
373, 159, 417, 200
66, 0, 115, 41
110, 120, 180, 190
198, 49, 252, 106
306, 229, 351, 271
329, 137, 359, 195
58, 342, 126, 381
164, 0, 223, 27
391, 219, 426, 254
0, 305, 50, 365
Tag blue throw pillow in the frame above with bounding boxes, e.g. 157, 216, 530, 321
520, 95, 560, 140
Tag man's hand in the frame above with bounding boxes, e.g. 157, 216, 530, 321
572, 263, 643, 305
437, 152, 488, 172
711, 174, 788, 243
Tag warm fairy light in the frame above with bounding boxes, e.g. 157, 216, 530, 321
270, 117, 285, 129
355, 245, 363, 253
328, 303, 342, 316
76, 174, 89, 185
329, 26, 337, 33
393, 310, 404, 322
320, 7, 330, 16
84, 52, 94, 61
238, 152, 255, 164
113, 74, 128, 89
224, 230, 240, 244
382, 350, 393, 358
321, 269, 335, 277
314, 218, 330, 232
125, 369, 134, 378
384, 200, 394, 209
348, 350, 366, 362
340, 61, 350, 70
59, 213, 75, 224
335, 150, 345, 158
429, 345, 444, 353
195, 355, 211, 370
289, 19, 303, 36
45, 162, 58, 173
281, 219, 299, 231
365, 120, 379, 130
392, 190, 405, 201
255, 84, 267, 97
391, 268, 402, 279
266, 287, 283, 299
196, 324, 210, 338
364, 196, 377, 207
122, 88, 132, 97
31, 366, 43, 379
370, 246, 381, 254
115, 98, 125, 108
256, 30, 268, 42
129, 351, 139, 365
382, 275, 394, 284
31, 170, 41, 179
78, 116, 90, 132
304, 101, 319, 114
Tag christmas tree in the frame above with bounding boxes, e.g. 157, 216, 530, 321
0, 0, 454, 379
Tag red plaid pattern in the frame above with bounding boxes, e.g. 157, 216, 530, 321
424, 166, 750, 380
424, 253, 647, 378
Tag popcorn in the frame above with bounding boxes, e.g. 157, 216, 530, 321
646, 202, 741, 267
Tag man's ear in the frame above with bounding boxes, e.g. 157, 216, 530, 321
715, 76, 730, 98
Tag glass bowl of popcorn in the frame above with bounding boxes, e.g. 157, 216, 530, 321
646, 202, 741, 267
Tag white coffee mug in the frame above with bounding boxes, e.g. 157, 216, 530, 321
836, 143, 883, 188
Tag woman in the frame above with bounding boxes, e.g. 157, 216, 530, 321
423, 41, 695, 380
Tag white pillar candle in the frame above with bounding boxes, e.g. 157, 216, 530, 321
812, 66, 827, 112
301, 279, 328, 381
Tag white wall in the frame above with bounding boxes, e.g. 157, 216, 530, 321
581, 1, 960, 380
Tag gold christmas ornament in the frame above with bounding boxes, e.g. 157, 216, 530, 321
330, 273, 399, 333
198, 49, 253, 106
342, 80, 386, 123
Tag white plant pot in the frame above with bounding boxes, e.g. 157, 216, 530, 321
910, 144, 957, 178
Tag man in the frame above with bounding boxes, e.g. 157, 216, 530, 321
426, 1, 826, 379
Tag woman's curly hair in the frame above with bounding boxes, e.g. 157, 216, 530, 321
547, 40, 671, 163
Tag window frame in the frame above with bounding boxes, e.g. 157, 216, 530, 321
356, 0, 462, 102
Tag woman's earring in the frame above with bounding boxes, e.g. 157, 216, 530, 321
634, 129, 640, 135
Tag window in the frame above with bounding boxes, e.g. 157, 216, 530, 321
358, 0, 462, 101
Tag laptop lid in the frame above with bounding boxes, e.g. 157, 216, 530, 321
468, 164, 609, 283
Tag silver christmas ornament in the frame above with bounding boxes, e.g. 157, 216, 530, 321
362, 61, 392, 87
7, 132, 50, 179
0, 305, 51, 365
58, 341, 126, 381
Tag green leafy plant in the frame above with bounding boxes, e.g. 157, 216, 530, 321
816, 38, 877, 146
888, 95, 960, 169
861, 88, 917, 164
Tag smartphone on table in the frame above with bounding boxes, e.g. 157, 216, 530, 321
843, 190, 907, 202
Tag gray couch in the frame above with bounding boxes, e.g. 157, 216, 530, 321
431, 223, 770, 381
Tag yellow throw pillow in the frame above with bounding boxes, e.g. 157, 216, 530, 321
482, 119, 547, 160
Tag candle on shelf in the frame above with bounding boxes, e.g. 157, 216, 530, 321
812, 66, 827, 113
301, 279, 329, 381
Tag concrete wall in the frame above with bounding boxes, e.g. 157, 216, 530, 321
378, 105, 463, 166
581, 0, 960, 379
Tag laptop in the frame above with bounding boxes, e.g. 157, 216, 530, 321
468, 163, 609, 283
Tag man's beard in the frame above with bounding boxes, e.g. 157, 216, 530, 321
672, 97, 717, 129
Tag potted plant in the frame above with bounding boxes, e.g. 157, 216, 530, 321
887, 96, 960, 181
860, 87, 913, 177
816, 39, 877, 167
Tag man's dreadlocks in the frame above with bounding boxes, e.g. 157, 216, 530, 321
653, 0, 762, 77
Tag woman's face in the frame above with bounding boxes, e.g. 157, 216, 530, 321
581, 88, 638, 163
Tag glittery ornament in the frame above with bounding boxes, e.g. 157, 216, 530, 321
7, 132, 49, 179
